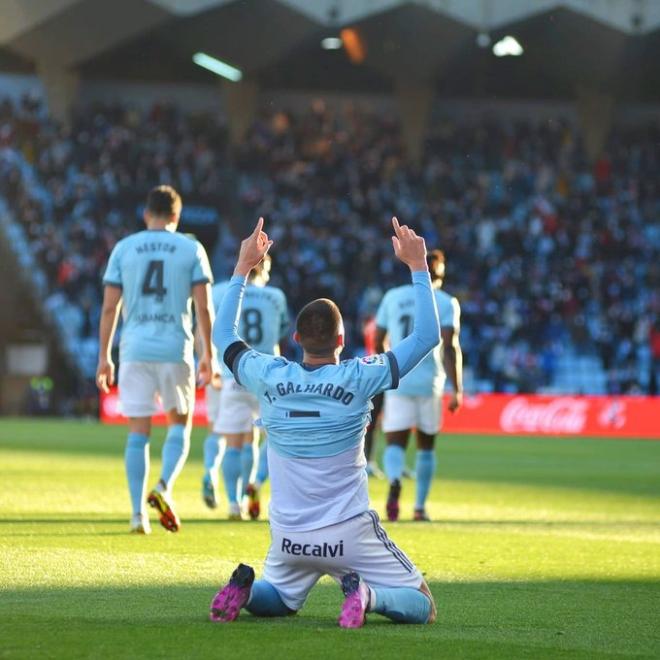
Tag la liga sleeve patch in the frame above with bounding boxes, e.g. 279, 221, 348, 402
360, 354, 386, 367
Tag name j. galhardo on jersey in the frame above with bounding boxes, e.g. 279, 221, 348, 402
264, 381, 355, 405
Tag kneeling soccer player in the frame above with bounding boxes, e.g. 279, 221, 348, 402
209, 217, 439, 627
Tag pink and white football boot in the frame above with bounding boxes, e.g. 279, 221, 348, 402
209, 564, 255, 623
338, 572, 371, 629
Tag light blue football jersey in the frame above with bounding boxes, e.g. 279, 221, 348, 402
375, 284, 460, 396
235, 351, 397, 459
103, 229, 213, 364
212, 280, 289, 379
234, 351, 397, 530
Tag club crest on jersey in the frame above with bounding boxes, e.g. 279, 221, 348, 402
360, 354, 385, 366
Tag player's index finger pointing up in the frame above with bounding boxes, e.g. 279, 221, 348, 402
252, 217, 264, 236
392, 216, 401, 237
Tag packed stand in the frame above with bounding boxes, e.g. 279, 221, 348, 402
1, 96, 658, 394
236, 103, 659, 394
0, 96, 229, 378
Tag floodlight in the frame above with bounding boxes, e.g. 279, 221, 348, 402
492, 36, 523, 57
321, 37, 343, 50
193, 52, 243, 82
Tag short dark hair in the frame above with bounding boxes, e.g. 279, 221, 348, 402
296, 298, 342, 356
427, 249, 445, 270
146, 185, 182, 218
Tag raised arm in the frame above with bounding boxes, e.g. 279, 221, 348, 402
388, 218, 440, 378
213, 218, 273, 365
213, 274, 248, 362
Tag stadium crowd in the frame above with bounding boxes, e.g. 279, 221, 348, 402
0, 95, 229, 376
1, 94, 658, 395
235, 102, 659, 394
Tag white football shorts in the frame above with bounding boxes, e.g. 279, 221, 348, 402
208, 378, 260, 435
382, 391, 442, 435
263, 510, 423, 611
118, 361, 195, 418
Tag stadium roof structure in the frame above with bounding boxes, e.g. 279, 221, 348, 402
2, 0, 660, 100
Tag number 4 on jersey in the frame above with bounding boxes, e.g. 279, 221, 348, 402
142, 260, 167, 301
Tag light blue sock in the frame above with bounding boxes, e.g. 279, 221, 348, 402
221, 447, 241, 504
125, 433, 149, 516
415, 449, 436, 511
160, 424, 190, 491
371, 587, 431, 624
246, 580, 294, 617
203, 433, 221, 475
255, 439, 269, 486
240, 443, 254, 497
383, 445, 405, 483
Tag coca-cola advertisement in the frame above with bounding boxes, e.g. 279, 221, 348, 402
99, 388, 660, 439
499, 397, 590, 434
442, 394, 659, 438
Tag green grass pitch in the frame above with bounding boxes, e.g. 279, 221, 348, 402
1, 419, 659, 659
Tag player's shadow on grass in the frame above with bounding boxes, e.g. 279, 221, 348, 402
2, 517, 656, 530
0, 518, 271, 537
6, 531, 132, 537
391, 519, 660, 528
0, 579, 658, 658
1, 517, 135, 525
0, 517, 271, 527
184, 518, 270, 526
0, 517, 145, 537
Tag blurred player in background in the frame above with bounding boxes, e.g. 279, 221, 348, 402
203, 253, 289, 520
209, 217, 437, 627
375, 249, 462, 522
96, 185, 214, 534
